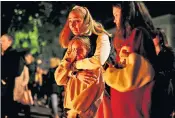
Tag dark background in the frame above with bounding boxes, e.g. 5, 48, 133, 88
2, 1, 175, 34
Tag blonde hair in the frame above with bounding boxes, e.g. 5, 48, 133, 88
59, 5, 112, 48
70, 36, 90, 52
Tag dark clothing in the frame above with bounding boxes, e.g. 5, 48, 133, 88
27, 62, 37, 84
88, 34, 98, 58
2, 47, 24, 96
151, 47, 175, 118
157, 47, 174, 72
46, 66, 64, 95
2, 47, 24, 86
27, 62, 37, 98
46, 66, 64, 116
1, 46, 25, 117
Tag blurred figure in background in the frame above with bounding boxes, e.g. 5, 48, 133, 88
34, 65, 45, 105
26, 52, 37, 98
46, 57, 64, 118
17, 50, 35, 118
1, 34, 24, 118
13, 52, 30, 117
33, 59, 49, 106
151, 28, 175, 118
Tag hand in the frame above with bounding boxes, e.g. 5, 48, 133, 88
67, 109, 77, 118
22, 82, 27, 87
65, 48, 77, 63
119, 46, 131, 65
76, 70, 97, 85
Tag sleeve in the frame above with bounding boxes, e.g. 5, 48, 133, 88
72, 70, 104, 114
103, 53, 155, 92
54, 59, 71, 86
134, 27, 157, 67
75, 34, 111, 70
72, 81, 100, 114
17, 55, 25, 77
22, 66, 29, 86
54, 45, 75, 83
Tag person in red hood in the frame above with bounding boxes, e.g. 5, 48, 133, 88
97, 2, 158, 118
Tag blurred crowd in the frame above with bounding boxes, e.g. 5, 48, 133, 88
1, 34, 64, 118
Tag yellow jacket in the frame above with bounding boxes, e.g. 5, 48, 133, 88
55, 59, 104, 117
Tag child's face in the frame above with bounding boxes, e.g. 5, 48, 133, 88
71, 40, 88, 60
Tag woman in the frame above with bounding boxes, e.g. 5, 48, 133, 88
55, 36, 105, 118
14, 50, 33, 118
102, 2, 157, 118
152, 28, 175, 118
59, 5, 111, 71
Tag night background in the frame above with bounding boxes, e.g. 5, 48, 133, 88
2, 1, 175, 68
2, 1, 175, 33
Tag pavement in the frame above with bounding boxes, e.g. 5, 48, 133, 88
18, 105, 63, 118
18, 105, 52, 118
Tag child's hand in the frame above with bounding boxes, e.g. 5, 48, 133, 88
65, 48, 77, 63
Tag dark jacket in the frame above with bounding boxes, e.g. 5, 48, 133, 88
1, 47, 24, 97
27, 62, 37, 84
151, 47, 175, 118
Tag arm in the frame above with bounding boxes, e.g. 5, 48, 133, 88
54, 60, 71, 86
75, 34, 111, 70
55, 44, 77, 85
104, 53, 155, 92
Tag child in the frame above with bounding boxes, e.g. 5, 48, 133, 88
55, 36, 104, 118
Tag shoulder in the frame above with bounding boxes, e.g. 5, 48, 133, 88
97, 33, 109, 39
96, 33, 110, 43
134, 27, 152, 38
8, 48, 17, 55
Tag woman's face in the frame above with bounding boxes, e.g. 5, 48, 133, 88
68, 11, 84, 36
113, 6, 122, 29
153, 36, 160, 47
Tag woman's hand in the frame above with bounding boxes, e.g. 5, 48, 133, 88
119, 46, 132, 65
76, 70, 98, 85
